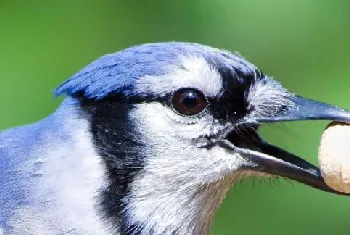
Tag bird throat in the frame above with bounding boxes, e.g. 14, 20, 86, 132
123, 171, 235, 235
82, 99, 235, 235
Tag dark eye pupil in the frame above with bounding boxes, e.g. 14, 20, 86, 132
172, 88, 207, 116
182, 92, 198, 109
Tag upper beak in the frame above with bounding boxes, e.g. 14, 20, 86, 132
257, 96, 350, 123
222, 96, 350, 195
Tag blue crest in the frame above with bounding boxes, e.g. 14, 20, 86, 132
54, 42, 229, 100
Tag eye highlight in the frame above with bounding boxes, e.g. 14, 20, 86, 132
171, 88, 208, 116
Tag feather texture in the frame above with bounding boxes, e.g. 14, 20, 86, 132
55, 42, 257, 100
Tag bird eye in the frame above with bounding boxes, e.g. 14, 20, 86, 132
172, 88, 208, 116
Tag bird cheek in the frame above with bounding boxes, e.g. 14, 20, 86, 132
205, 146, 247, 180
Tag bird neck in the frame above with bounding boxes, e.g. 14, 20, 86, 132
121, 173, 234, 235
81, 100, 235, 235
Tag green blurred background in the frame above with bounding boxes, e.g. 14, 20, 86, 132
1, 1, 350, 234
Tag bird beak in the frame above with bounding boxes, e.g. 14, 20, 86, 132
221, 96, 350, 195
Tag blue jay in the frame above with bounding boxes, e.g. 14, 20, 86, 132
1, 42, 350, 235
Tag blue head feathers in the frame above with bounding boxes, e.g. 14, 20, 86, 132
54, 42, 254, 100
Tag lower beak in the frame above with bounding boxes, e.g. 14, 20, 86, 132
222, 96, 350, 195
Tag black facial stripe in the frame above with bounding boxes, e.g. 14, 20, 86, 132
81, 99, 146, 235
207, 65, 258, 121
80, 93, 169, 105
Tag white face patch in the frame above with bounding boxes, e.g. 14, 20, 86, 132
123, 103, 247, 235
135, 56, 223, 98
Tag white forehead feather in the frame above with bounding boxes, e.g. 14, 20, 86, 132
246, 77, 295, 119
135, 56, 223, 97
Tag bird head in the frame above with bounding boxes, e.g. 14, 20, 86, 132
55, 42, 350, 234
